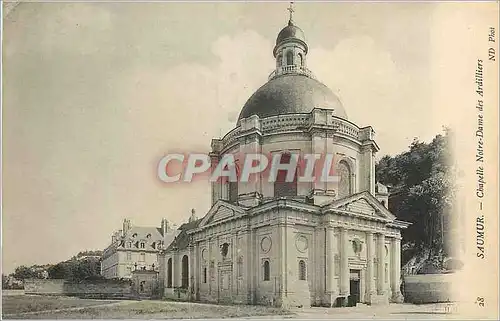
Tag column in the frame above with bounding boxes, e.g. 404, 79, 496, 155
340, 227, 350, 296
391, 237, 404, 302
325, 227, 338, 305
366, 232, 376, 301
191, 243, 199, 299
377, 234, 386, 295
173, 251, 181, 288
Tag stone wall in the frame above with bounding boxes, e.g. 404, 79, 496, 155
24, 279, 133, 299
403, 273, 454, 304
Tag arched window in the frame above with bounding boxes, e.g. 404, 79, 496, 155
181, 255, 189, 288
381, 200, 386, 207
274, 153, 297, 198
263, 260, 270, 281
298, 53, 303, 66
337, 160, 352, 198
277, 54, 283, 67
298, 260, 306, 280
167, 258, 173, 288
286, 51, 294, 66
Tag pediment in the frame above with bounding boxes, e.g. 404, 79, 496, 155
198, 200, 246, 227
324, 191, 396, 220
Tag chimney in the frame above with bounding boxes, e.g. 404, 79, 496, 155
189, 208, 197, 223
123, 219, 131, 235
161, 218, 170, 235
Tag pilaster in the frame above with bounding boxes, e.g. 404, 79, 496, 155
246, 228, 255, 303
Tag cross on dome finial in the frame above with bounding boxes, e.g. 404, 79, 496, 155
287, 2, 294, 25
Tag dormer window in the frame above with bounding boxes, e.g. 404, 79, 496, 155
132, 233, 137, 238
140, 242, 145, 249
147, 234, 151, 238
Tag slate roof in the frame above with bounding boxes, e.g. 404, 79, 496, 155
165, 219, 201, 251
238, 74, 347, 121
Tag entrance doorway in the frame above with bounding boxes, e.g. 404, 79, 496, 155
348, 269, 361, 307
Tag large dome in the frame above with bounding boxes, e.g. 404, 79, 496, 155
238, 74, 347, 121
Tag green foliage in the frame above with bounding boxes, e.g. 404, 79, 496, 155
376, 129, 455, 266
10, 249, 103, 282
47, 258, 102, 281
47, 262, 73, 279
12, 265, 39, 280
71, 250, 103, 260
2, 274, 8, 288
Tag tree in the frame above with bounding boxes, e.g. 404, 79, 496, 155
2, 274, 8, 288
47, 262, 73, 279
376, 129, 455, 269
71, 258, 101, 281
12, 265, 38, 280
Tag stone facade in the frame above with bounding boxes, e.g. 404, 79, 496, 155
158, 10, 410, 308
131, 269, 160, 298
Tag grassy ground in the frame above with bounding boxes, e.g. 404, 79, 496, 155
2, 295, 114, 314
2, 295, 291, 319
2, 295, 116, 315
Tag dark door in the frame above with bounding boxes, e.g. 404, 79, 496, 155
349, 270, 361, 307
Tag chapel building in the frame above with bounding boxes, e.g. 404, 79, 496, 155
158, 9, 410, 308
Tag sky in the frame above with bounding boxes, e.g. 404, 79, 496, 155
2, 2, 491, 274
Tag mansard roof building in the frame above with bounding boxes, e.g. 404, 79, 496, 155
101, 218, 178, 279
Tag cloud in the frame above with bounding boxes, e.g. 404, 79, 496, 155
116, 30, 274, 152
4, 3, 115, 57
309, 36, 433, 156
